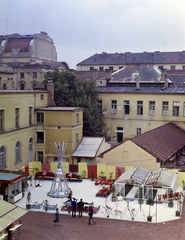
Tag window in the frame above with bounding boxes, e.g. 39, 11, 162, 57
29, 138, 33, 162
137, 128, 141, 136
0, 110, 4, 131
37, 151, 43, 163
2, 83, 7, 90
124, 100, 130, 114
37, 132, 44, 143
76, 113, 79, 123
137, 101, 143, 115
20, 73, 24, 78
159, 66, 164, 70
15, 141, 21, 163
97, 100, 102, 109
90, 67, 94, 71
20, 84, 24, 90
76, 133, 79, 144
171, 66, 175, 70
183, 66, 185, 70
99, 67, 103, 71
109, 67, 113, 70
111, 100, 117, 114
37, 113, 44, 124
41, 94, 44, 100
117, 127, 123, 142
119, 66, 123, 69
149, 101, 155, 116
33, 72, 37, 78
162, 102, 169, 116
15, 108, 20, 128
0, 146, 6, 169
173, 101, 179, 116
29, 107, 32, 125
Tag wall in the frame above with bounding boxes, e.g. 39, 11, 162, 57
99, 91, 185, 139
100, 140, 160, 171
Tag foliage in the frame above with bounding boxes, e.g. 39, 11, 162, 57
27, 191, 31, 204
44, 69, 104, 136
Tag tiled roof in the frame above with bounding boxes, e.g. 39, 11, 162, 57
132, 122, 185, 162
111, 66, 161, 83
77, 51, 185, 66
4, 37, 33, 52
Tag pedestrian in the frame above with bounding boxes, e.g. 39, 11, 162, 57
68, 188, 72, 201
88, 205, 95, 225
53, 208, 60, 225
78, 198, 84, 218
71, 198, 77, 217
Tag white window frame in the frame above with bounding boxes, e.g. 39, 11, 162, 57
111, 100, 117, 114
162, 101, 169, 116
15, 141, 21, 163
0, 146, 6, 169
137, 101, 143, 115
149, 101, 155, 116
124, 100, 130, 115
173, 101, 179, 116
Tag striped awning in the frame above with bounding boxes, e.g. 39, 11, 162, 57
0, 199, 27, 231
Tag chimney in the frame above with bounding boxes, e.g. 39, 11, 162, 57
47, 79, 56, 107
136, 75, 140, 90
93, 69, 98, 80
161, 69, 168, 88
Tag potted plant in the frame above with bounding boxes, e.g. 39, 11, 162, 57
9, 195, 14, 204
109, 172, 113, 180
91, 169, 95, 181
176, 200, 182, 217
82, 170, 86, 179
168, 188, 174, 208
43, 199, 49, 211
138, 198, 144, 204
111, 183, 116, 202
26, 191, 32, 209
130, 208, 135, 220
146, 196, 154, 222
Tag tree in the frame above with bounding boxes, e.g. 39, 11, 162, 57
44, 69, 104, 136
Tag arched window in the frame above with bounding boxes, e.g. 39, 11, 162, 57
20, 83, 25, 90
15, 141, 21, 163
29, 138, 33, 162
2, 83, 7, 90
0, 146, 6, 169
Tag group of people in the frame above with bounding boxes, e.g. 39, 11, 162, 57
53, 188, 95, 225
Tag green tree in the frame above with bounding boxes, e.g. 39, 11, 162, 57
44, 69, 104, 136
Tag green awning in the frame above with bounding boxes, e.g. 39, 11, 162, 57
0, 199, 27, 231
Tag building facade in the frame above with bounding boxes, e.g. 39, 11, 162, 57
0, 88, 83, 171
97, 66, 185, 142
0, 32, 69, 90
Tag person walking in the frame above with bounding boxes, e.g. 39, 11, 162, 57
53, 208, 60, 226
88, 206, 95, 225
71, 198, 77, 217
78, 198, 84, 218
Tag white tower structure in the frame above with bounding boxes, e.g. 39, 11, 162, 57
48, 142, 69, 198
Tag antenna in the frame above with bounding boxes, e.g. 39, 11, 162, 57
3, 18, 10, 35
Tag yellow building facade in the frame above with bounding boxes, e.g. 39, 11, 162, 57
0, 89, 83, 171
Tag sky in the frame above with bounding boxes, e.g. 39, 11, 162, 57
1, 0, 185, 69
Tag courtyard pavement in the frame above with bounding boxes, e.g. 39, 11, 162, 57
15, 178, 183, 223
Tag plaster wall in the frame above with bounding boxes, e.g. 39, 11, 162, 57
100, 140, 160, 171
99, 92, 185, 139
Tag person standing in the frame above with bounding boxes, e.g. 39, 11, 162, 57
88, 206, 95, 225
71, 198, 77, 217
53, 208, 60, 225
78, 198, 84, 218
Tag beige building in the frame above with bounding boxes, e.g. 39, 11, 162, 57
0, 82, 83, 171
99, 122, 185, 171
97, 66, 185, 142
0, 32, 69, 90
77, 51, 185, 72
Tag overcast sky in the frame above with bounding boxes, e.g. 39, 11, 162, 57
1, 0, 185, 69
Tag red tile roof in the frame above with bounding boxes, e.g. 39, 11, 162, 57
4, 38, 32, 52
132, 122, 185, 162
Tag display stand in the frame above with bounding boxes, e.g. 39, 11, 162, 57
48, 142, 69, 198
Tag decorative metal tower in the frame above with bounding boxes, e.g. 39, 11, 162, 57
48, 142, 69, 198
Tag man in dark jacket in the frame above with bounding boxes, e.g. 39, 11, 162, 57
78, 198, 84, 218
88, 206, 96, 225
71, 198, 77, 217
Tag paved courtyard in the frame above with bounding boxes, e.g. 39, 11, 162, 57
13, 178, 185, 239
